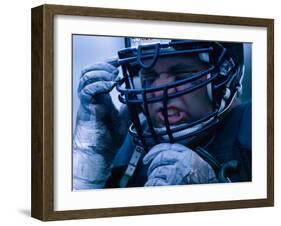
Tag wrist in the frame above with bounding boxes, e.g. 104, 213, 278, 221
73, 148, 113, 189
73, 119, 97, 152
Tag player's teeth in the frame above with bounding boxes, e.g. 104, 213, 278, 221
167, 108, 177, 116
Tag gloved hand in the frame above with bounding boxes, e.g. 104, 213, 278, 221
73, 62, 129, 189
143, 143, 218, 186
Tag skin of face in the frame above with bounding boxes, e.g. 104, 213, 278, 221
140, 54, 213, 128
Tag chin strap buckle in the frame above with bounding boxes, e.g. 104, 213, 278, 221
119, 145, 145, 188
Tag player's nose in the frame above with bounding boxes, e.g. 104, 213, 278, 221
152, 74, 177, 97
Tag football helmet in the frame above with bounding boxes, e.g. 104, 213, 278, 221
115, 40, 245, 151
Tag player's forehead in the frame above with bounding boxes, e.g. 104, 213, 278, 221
142, 54, 208, 73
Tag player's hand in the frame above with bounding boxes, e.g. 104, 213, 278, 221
73, 62, 129, 189
143, 143, 218, 186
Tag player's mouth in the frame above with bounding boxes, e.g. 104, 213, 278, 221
157, 106, 187, 125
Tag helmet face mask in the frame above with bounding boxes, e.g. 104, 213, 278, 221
116, 40, 245, 150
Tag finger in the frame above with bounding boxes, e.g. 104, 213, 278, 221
81, 62, 118, 76
144, 178, 169, 187
143, 143, 190, 165
147, 165, 172, 180
143, 143, 172, 165
169, 143, 194, 152
79, 81, 115, 104
78, 70, 119, 92
148, 165, 185, 185
146, 150, 182, 175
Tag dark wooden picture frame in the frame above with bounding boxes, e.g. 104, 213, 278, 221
31, 4, 274, 221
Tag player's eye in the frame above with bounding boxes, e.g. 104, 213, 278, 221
140, 70, 157, 88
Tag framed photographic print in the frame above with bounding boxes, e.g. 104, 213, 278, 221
31, 4, 274, 221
